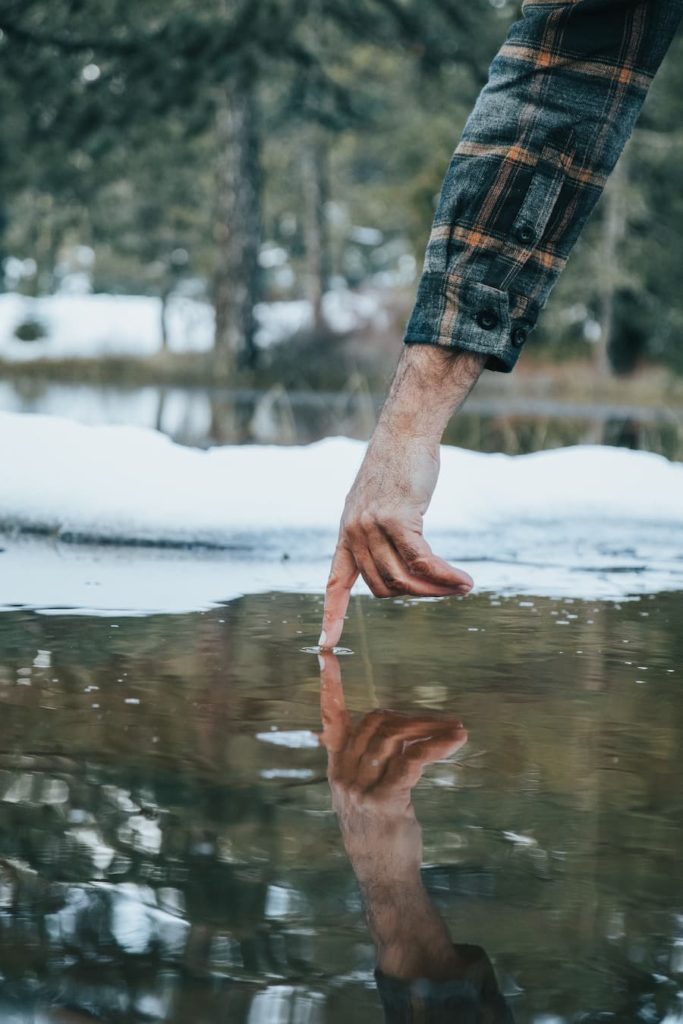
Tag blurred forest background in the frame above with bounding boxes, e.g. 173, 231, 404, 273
1, 0, 683, 394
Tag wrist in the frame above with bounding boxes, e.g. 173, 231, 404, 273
377, 345, 485, 442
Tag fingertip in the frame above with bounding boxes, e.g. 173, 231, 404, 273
452, 724, 468, 744
445, 566, 473, 590
454, 571, 474, 593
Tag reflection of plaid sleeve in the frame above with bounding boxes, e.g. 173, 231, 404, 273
404, 0, 683, 372
375, 944, 515, 1023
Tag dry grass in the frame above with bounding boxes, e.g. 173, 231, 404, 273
2, 344, 683, 412
478, 360, 683, 409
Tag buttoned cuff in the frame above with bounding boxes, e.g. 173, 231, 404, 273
403, 271, 530, 372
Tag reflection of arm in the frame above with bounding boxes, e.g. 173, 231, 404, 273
350, 845, 514, 1023
337, 794, 460, 981
356, 861, 462, 983
375, 944, 515, 1024
319, 655, 513, 1020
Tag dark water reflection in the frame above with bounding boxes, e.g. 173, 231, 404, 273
1, 592, 682, 1021
2, 379, 682, 458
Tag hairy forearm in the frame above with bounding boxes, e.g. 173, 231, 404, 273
358, 874, 461, 981
375, 345, 486, 443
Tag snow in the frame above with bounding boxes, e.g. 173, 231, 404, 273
0, 289, 386, 362
1, 411, 682, 614
0, 293, 212, 360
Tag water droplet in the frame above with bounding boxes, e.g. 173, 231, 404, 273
300, 646, 354, 656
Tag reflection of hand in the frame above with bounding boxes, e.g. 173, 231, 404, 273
319, 656, 514, 1017
319, 652, 467, 887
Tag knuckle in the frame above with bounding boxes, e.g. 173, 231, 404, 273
344, 519, 362, 542
378, 513, 400, 533
338, 518, 352, 537
326, 569, 345, 590
359, 510, 375, 533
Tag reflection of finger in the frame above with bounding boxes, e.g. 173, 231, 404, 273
348, 712, 465, 783
367, 525, 472, 598
383, 525, 474, 593
362, 715, 465, 757
402, 727, 469, 764
320, 545, 358, 649
319, 653, 350, 753
354, 718, 460, 787
378, 727, 468, 792
345, 708, 390, 767
358, 724, 464, 786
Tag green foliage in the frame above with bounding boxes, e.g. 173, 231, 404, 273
0, 0, 505, 279
0, 1, 682, 375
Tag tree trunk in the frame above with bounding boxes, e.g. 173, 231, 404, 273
213, 64, 262, 379
595, 153, 628, 377
160, 286, 172, 351
302, 129, 331, 330
0, 205, 8, 293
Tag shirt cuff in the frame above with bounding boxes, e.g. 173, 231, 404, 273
403, 270, 531, 373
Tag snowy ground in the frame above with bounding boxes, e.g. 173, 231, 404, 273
1, 412, 682, 615
0, 290, 386, 361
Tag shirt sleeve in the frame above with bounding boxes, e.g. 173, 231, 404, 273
404, 0, 683, 372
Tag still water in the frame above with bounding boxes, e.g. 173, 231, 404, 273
1, 592, 682, 1022
1, 379, 682, 458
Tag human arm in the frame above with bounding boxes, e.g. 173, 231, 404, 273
321, 0, 683, 649
319, 344, 482, 649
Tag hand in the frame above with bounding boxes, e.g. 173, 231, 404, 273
319, 346, 484, 649
319, 652, 468, 883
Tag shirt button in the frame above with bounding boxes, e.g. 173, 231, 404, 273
476, 308, 499, 331
511, 326, 527, 348
517, 224, 535, 245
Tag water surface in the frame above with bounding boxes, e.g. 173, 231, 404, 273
1, 592, 682, 1021
2, 379, 681, 458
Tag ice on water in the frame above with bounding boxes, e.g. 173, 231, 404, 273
0, 412, 682, 614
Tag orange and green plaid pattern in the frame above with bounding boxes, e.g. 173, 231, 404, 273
405, 0, 683, 371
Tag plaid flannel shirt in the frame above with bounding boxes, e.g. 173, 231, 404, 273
404, 0, 683, 371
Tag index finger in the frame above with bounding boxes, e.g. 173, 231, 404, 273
319, 543, 358, 649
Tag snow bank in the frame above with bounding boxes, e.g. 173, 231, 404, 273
0, 293, 212, 360
0, 289, 385, 362
0, 411, 682, 613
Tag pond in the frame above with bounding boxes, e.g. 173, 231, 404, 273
1, 591, 682, 1022
1, 378, 682, 458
